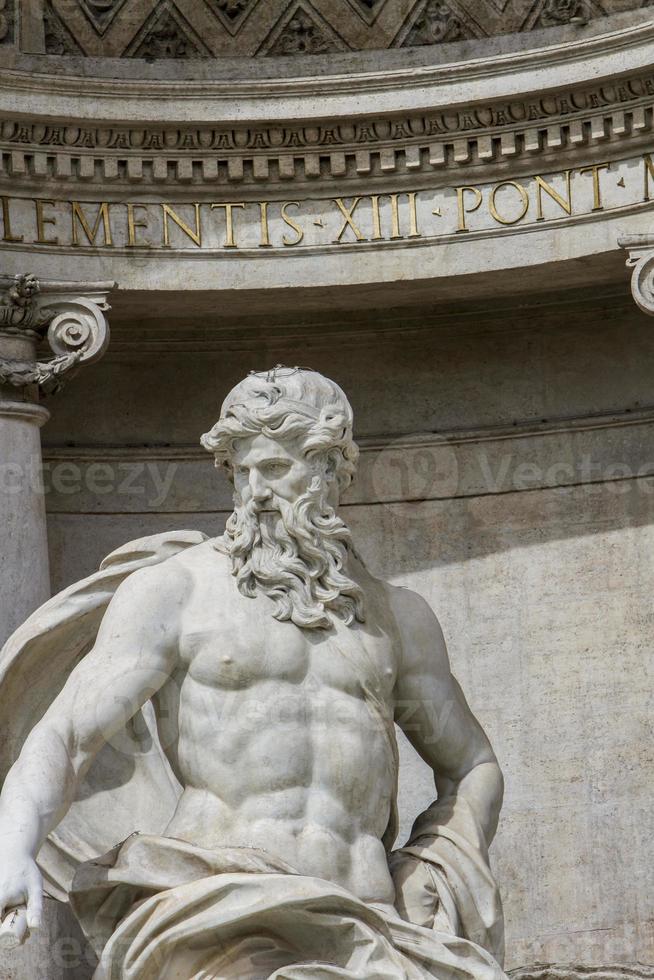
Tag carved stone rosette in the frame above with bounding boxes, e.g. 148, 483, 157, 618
619, 236, 654, 317
0, 273, 113, 395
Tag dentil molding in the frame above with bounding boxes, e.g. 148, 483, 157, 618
0, 21, 653, 190
1, 73, 653, 191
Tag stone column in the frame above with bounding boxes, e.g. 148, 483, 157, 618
0, 274, 113, 980
0, 273, 113, 646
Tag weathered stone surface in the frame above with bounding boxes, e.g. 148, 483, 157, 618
0, 369, 506, 977
0, 0, 652, 970
23, 0, 654, 59
37, 300, 654, 969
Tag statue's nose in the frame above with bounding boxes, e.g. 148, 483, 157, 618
250, 471, 272, 502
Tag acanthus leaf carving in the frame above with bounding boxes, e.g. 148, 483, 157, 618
0, 275, 51, 336
0, 351, 82, 395
537, 0, 594, 28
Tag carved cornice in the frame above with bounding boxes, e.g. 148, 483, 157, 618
620, 236, 654, 317
0, 275, 114, 394
3, 20, 654, 103
0, 20, 652, 190
1, 71, 653, 188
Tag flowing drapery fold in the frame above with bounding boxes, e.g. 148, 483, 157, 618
71, 834, 506, 980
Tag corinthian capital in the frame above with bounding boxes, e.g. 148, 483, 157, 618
0, 275, 115, 394
620, 236, 654, 317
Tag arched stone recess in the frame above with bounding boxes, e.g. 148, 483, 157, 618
0, 8, 654, 979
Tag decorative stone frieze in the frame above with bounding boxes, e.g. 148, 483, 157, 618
1, 70, 653, 189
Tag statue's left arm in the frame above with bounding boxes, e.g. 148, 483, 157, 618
388, 585, 504, 951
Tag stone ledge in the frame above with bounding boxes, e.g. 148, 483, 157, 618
1, 20, 653, 122
510, 964, 654, 980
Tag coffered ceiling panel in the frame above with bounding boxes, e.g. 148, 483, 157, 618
15, 0, 652, 58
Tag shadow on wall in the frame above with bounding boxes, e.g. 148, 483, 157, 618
46, 473, 654, 591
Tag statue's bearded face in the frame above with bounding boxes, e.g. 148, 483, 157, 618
223, 432, 364, 630
231, 432, 318, 515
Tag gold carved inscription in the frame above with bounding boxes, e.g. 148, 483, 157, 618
1, 197, 23, 243
643, 154, 654, 201
455, 161, 612, 232
210, 203, 245, 248
34, 200, 59, 245
281, 202, 304, 246
333, 193, 421, 243
71, 202, 113, 247
1, 155, 651, 251
162, 203, 201, 248
126, 203, 150, 247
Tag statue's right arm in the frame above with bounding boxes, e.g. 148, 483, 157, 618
0, 563, 189, 931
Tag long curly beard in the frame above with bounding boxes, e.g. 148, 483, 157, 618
222, 478, 365, 630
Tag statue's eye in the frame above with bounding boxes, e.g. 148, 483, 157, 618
264, 462, 289, 476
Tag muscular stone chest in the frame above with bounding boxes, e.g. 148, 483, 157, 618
179, 593, 397, 705
170, 593, 399, 831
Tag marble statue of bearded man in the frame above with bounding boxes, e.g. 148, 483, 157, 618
0, 367, 506, 980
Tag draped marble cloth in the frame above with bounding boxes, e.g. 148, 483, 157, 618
0, 531, 505, 980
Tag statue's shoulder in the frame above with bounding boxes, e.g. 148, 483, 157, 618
98, 535, 232, 621
350, 556, 436, 631
99, 529, 225, 598
378, 579, 442, 633
166, 535, 232, 578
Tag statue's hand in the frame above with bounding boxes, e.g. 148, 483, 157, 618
0, 848, 42, 941
389, 853, 445, 930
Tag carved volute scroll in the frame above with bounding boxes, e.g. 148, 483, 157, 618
0, 274, 114, 395
620, 237, 654, 316
43, 295, 111, 365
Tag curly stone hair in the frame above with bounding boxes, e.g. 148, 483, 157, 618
201, 366, 359, 492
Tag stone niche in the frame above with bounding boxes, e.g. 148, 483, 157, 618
1, 4, 654, 979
